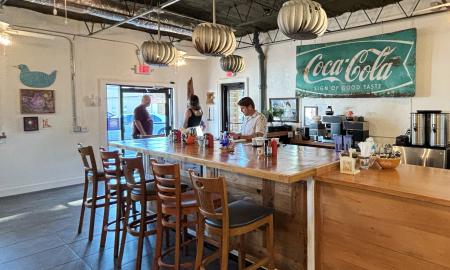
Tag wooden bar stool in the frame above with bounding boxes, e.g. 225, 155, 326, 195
98, 150, 127, 258
77, 145, 108, 241
150, 160, 199, 270
118, 156, 158, 270
188, 170, 275, 270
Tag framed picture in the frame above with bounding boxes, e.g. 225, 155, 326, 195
303, 106, 318, 127
23, 116, 39, 131
268, 98, 299, 122
20, 89, 55, 114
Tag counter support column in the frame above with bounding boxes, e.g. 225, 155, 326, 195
307, 176, 315, 270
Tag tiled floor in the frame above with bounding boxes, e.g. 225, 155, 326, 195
0, 184, 237, 270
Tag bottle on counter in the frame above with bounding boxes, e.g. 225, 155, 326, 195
271, 138, 278, 157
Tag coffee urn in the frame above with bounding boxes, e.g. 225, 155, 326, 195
429, 113, 448, 147
410, 113, 426, 146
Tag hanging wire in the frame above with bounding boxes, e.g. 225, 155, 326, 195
64, 0, 68, 24
213, 0, 216, 25
53, 0, 57, 16
157, 12, 161, 40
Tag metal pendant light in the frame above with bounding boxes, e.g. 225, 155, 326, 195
277, 0, 328, 40
192, 0, 236, 56
141, 12, 177, 66
220, 55, 245, 73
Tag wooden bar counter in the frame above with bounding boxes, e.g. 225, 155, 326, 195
315, 165, 450, 270
111, 137, 339, 270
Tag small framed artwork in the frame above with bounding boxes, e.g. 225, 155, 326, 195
23, 116, 39, 131
303, 106, 318, 127
268, 98, 299, 122
20, 89, 55, 114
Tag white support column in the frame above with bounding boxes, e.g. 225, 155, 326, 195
306, 176, 315, 270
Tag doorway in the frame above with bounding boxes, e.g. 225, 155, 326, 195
106, 84, 173, 142
221, 82, 246, 133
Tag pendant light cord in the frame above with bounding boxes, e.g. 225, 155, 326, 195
157, 1, 161, 40
213, 0, 216, 25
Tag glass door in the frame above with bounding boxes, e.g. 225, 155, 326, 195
106, 85, 172, 142
221, 83, 245, 133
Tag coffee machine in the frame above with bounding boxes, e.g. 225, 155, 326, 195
309, 122, 326, 141
343, 118, 369, 146
321, 115, 345, 143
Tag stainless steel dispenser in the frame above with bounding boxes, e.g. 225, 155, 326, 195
410, 113, 426, 146
429, 113, 447, 147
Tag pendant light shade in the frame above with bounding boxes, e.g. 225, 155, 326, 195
141, 40, 177, 66
192, 0, 236, 56
220, 55, 245, 73
277, 0, 328, 40
192, 23, 236, 57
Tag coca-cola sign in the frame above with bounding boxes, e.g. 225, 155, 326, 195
296, 29, 416, 98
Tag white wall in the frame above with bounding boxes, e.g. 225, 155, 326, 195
206, 11, 450, 144
0, 7, 210, 197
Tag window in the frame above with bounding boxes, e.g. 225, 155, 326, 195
221, 82, 245, 133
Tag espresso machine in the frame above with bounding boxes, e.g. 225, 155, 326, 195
321, 115, 346, 143
343, 117, 370, 146
309, 122, 326, 141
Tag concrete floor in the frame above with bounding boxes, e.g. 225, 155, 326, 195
0, 184, 238, 270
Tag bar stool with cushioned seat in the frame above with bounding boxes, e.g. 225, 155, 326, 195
188, 170, 275, 270
150, 160, 199, 270
98, 150, 128, 258
118, 156, 159, 270
77, 145, 109, 241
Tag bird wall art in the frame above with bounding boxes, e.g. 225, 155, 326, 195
15, 64, 57, 88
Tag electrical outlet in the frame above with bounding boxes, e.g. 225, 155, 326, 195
81, 127, 89, 133
288, 131, 294, 138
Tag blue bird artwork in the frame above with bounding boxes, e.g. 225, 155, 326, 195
15, 64, 57, 88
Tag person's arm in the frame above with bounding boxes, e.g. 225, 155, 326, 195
134, 120, 147, 136
183, 109, 191, 129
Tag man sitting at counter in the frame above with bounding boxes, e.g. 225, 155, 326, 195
232, 97, 267, 141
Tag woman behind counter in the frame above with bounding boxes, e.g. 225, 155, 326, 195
183, 95, 204, 129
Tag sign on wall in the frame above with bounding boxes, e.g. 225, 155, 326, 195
296, 29, 416, 98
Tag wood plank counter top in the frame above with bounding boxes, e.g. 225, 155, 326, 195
316, 165, 450, 207
110, 137, 339, 184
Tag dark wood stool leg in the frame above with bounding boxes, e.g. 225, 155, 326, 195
136, 201, 147, 270
195, 214, 205, 270
220, 233, 229, 270
113, 187, 123, 257
266, 216, 275, 270
89, 180, 99, 241
154, 211, 163, 270
182, 215, 188, 256
100, 182, 110, 247
165, 217, 170, 248
118, 193, 131, 266
238, 234, 246, 270
175, 215, 181, 270
78, 174, 89, 234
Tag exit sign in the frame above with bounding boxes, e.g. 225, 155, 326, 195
135, 64, 151, 74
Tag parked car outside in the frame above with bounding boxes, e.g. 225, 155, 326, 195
107, 112, 167, 141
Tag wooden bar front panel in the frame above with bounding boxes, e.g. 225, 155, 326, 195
316, 182, 450, 270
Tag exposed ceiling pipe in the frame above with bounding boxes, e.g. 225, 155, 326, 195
19, 0, 192, 37
253, 32, 267, 113
90, 0, 183, 36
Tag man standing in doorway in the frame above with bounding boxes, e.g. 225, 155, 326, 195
132, 95, 153, 139
232, 97, 267, 140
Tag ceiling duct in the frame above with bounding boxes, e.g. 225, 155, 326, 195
18, 0, 192, 37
